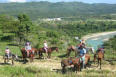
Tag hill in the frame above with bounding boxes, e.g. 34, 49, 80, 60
0, 2, 116, 20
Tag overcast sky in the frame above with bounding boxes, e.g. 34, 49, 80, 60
0, 0, 116, 4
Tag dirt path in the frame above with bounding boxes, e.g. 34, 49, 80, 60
0, 55, 116, 73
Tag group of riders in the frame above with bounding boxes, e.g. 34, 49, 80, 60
69, 39, 105, 68
4, 39, 104, 63
5, 40, 49, 58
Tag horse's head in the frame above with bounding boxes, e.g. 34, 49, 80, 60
21, 48, 26, 52
55, 47, 59, 52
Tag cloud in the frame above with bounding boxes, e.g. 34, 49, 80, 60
8, 0, 26, 2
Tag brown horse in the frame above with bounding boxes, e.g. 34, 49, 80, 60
61, 54, 91, 73
61, 57, 81, 73
38, 47, 59, 58
66, 46, 76, 57
94, 51, 104, 69
67, 46, 94, 57
21, 48, 38, 63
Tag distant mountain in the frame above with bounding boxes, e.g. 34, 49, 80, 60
0, 2, 116, 20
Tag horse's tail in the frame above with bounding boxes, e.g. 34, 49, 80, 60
93, 54, 97, 63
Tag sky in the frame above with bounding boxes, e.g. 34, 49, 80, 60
0, 0, 116, 4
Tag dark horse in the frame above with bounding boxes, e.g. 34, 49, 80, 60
38, 47, 58, 58
94, 51, 104, 69
21, 48, 38, 63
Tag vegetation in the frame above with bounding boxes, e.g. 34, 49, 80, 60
0, 2, 116, 77
103, 36, 116, 59
0, 2, 116, 20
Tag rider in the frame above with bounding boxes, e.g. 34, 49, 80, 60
77, 39, 86, 49
44, 40, 48, 54
96, 46, 105, 58
79, 45, 87, 69
5, 47, 11, 59
25, 42, 32, 57
96, 46, 104, 53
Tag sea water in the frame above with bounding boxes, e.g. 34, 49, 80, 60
86, 32, 116, 50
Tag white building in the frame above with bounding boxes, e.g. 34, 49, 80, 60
43, 18, 62, 21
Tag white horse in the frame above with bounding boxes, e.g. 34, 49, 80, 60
86, 47, 95, 54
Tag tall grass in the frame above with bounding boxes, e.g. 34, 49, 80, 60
0, 66, 115, 77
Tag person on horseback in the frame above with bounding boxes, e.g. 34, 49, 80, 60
25, 42, 32, 57
96, 46, 104, 53
5, 47, 11, 59
79, 45, 87, 69
44, 40, 48, 54
96, 46, 105, 58
77, 39, 86, 49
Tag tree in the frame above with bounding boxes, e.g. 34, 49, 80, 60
15, 14, 33, 46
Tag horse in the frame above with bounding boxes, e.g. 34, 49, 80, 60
61, 57, 81, 73
21, 48, 38, 63
66, 46, 94, 57
38, 47, 59, 59
86, 47, 95, 54
94, 51, 104, 69
66, 46, 76, 57
3, 53, 17, 65
61, 54, 91, 73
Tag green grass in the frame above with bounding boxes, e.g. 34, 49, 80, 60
0, 65, 115, 77
0, 42, 116, 77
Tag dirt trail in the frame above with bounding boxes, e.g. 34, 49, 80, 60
0, 55, 116, 72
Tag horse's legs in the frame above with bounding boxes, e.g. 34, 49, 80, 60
38, 52, 41, 59
88, 58, 91, 67
48, 53, 51, 58
97, 58, 99, 67
74, 64, 78, 73
62, 66, 66, 73
4, 58, 6, 64
23, 56, 26, 64
94, 54, 96, 64
30, 54, 33, 62
103, 53, 105, 60
67, 51, 71, 57
75, 51, 77, 57
12, 56, 14, 65
100, 59, 102, 69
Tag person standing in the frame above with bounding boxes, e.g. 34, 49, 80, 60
5, 47, 11, 59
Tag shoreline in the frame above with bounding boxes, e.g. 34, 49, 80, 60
82, 31, 116, 41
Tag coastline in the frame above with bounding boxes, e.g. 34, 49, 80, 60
82, 31, 116, 41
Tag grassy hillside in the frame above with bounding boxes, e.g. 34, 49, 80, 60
0, 2, 116, 19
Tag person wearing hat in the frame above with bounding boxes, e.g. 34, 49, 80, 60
5, 47, 11, 59
79, 45, 86, 69
25, 42, 32, 57
44, 40, 48, 54
77, 39, 86, 49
